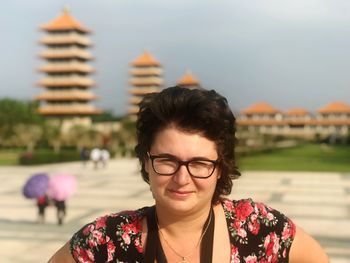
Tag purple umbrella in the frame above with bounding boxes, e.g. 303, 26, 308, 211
48, 173, 77, 201
22, 173, 49, 199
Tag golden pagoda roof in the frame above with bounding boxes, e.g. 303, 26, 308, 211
317, 102, 350, 113
286, 108, 309, 116
38, 63, 94, 73
40, 8, 90, 33
35, 92, 98, 101
130, 51, 161, 67
177, 71, 200, 86
37, 105, 102, 116
39, 49, 93, 60
242, 102, 280, 114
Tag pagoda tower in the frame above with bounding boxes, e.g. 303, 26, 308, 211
176, 71, 201, 89
128, 51, 163, 115
35, 7, 101, 127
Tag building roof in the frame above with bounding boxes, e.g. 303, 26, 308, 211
286, 108, 309, 116
176, 71, 200, 86
130, 51, 161, 67
40, 8, 90, 33
317, 102, 350, 114
242, 102, 280, 115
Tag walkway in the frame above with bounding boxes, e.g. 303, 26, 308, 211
0, 159, 349, 262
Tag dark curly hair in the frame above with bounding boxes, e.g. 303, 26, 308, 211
135, 86, 241, 204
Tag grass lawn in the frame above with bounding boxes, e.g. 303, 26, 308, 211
0, 150, 20, 165
0, 148, 80, 166
237, 143, 350, 172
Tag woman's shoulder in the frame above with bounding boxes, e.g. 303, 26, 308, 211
220, 198, 296, 261
69, 206, 151, 262
220, 197, 293, 222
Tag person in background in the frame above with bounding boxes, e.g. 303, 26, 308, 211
90, 147, 101, 169
54, 199, 66, 225
48, 86, 328, 262
100, 148, 110, 168
79, 147, 90, 167
36, 194, 48, 224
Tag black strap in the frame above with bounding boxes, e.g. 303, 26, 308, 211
144, 206, 215, 263
145, 206, 167, 263
200, 207, 215, 263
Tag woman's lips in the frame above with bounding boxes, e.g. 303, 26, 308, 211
168, 189, 193, 198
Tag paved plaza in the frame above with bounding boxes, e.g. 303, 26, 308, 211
0, 159, 349, 262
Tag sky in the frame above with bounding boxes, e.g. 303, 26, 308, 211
1, 0, 350, 116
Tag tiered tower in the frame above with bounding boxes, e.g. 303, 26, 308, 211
176, 71, 201, 89
35, 8, 101, 125
128, 51, 163, 115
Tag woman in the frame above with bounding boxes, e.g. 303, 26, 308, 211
54, 199, 66, 225
49, 86, 328, 262
36, 194, 48, 224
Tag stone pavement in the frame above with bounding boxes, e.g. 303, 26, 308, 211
0, 159, 349, 262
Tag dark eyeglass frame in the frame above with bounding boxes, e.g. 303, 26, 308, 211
147, 153, 219, 179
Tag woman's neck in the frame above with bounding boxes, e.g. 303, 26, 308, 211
155, 203, 213, 237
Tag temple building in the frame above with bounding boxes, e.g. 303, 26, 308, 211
35, 7, 101, 128
176, 71, 201, 89
237, 101, 350, 138
128, 51, 163, 115
314, 102, 350, 136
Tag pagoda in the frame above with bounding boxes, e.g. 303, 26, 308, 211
176, 71, 201, 89
128, 51, 163, 115
35, 7, 101, 126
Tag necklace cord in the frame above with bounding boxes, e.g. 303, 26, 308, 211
155, 208, 213, 261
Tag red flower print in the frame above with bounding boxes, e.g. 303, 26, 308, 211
88, 238, 97, 248
264, 232, 280, 262
266, 212, 274, 221
73, 247, 94, 263
237, 228, 247, 238
231, 245, 240, 263
224, 199, 235, 212
83, 224, 95, 236
134, 237, 143, 253
248, 214, 260, 235
86, 250, 95, 262
122, 232, 131, 245
235, 200, 254, 221
245, 255, 257, 263
282, 222, 292, 241
107, 241, 116, 261
95, 216, 107, 229
92, 230, 106, 245
232, 219, 242, 229
256, 203, 268, 217
122, 223, 137, 234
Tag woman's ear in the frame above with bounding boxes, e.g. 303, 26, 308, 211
144, 155, 150, 173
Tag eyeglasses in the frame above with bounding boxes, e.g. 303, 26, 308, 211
148, 153, 218, 179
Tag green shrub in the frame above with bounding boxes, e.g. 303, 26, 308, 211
19, 149, 80, 165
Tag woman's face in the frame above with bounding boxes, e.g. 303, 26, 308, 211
145, 126, 220, 215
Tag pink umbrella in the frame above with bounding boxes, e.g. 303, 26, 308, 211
48, 173, 77, 201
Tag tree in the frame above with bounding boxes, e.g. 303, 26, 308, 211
0, 98, 44, 147
12, 124, 43, 152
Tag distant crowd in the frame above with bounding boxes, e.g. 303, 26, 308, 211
80, 147, 110, 169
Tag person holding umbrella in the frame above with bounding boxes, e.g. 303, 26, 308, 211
54, 199, 66, 225
36, 194, 49, 224
22, 173, 50, 224
48, 172, 76, 226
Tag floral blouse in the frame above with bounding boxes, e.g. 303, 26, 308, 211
70, 198, 295, 262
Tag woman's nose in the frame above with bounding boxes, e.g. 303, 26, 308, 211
172, 164, 191, 185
